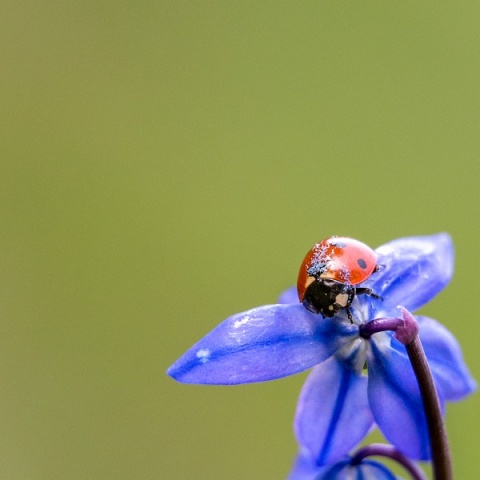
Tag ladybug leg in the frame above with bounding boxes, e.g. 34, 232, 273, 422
346, 308, 353, 323
355, 287, 383, 301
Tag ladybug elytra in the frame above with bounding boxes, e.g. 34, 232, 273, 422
297, 237, 381, 321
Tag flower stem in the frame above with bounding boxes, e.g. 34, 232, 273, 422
351, 443, 426, 480
405, 335, 452, 480
360, 308, 453, 480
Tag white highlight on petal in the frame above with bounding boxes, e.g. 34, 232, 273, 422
196, 349, 211, 363
233, 315, 250, 329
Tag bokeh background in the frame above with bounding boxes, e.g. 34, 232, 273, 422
1, 2, 479, 479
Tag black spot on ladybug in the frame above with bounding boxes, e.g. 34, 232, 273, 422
330, 240, 346, 248
357, 258, 367, 269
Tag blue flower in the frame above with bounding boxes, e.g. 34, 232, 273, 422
290, 448, 401, 480
168, 234, 475, 465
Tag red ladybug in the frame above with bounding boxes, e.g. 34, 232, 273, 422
297, 237, 380, 320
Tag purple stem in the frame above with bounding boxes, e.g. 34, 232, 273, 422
351, 443, 426, 480
359, 317, 404, 338
406, 335, 452, 480
398, 307, 452, 480
359, 308, 453, 480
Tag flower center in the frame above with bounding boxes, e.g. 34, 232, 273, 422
332, 298, 400, 374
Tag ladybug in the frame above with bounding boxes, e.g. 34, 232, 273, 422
297, 236, 381, 321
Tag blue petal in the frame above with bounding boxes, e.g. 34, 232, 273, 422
417, 316, 476, 401
367, 334, 434, 460
364, 233, 454, 313
167, 304, 357, 385
288, 448, 334, 480
278, 286, 298, 304
294, 356, 374, 466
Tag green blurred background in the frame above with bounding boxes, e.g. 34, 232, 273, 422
1, 2, 479, 479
